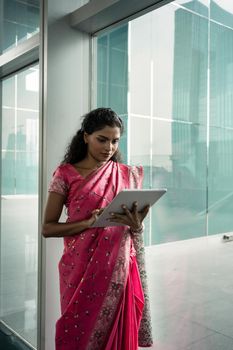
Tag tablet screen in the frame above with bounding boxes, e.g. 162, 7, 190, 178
91, 188, 166, 228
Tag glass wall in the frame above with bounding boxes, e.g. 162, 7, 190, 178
0, 64, 39, 346
97, 25, 128, 162
209, 1, 233, 234
97, 0, 233, 245
0, 0, 40, 54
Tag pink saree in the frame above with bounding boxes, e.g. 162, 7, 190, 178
49, 160, 153, 350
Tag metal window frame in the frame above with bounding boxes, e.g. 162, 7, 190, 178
70, 0, 174, 34
0, 33, 39, 79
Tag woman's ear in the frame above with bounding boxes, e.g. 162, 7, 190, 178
84, 132, 88, 144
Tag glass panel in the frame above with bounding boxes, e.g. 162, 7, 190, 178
17, 68, 39, 109
128, 4, 208, 244
208, 126, 233, 234
210, 0, 233, 29
176, 0, 209, 17
129, 116, 151, 168
1, 0, 40, 54
97, 24, 128, 115
0, 65, 39, 347
97, 25, 128, 161
129, 17, 151, 116
171, 8, 208, 124
96, 1, 209, 246
118, 114, 128, 164
2, 76, 15, 107
210, 22, 233, 128
2, 107, 15, 195
209, 17, 233, 234
129, 5, 208, 123
151, 120, 207, 244
96, 0, 233, 244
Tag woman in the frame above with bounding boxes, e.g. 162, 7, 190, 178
42, 108, 153, 350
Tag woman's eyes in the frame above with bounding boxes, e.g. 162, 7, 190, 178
97, 138, 119, 144
97, 138, 106, 143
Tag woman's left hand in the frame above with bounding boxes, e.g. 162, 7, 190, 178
108, 201, 150, 231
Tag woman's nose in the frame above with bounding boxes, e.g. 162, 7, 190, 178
105, 142, 112, 151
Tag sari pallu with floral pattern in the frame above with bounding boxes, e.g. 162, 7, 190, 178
48, 160, 153, 350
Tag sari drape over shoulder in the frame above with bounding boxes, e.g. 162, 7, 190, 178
48, 161, 153, 350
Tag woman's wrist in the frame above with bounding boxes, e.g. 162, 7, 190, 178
130, 223, 144, 234
83, 218, 93, 230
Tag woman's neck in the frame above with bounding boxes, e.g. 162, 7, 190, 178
75, 158, 106, 170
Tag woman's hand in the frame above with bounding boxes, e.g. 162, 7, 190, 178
108, 201, 150, 231
86, 208, 104, 227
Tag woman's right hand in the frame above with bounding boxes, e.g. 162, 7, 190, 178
86, 208, 104, 227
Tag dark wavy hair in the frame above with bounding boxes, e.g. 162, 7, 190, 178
62, 107, 124, 164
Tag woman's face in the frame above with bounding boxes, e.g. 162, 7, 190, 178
84, 125, 121, 164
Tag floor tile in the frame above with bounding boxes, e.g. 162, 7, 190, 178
153, 314, 214, 349
186, 333, 233, 350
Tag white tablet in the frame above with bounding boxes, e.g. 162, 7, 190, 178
91, 188, 167, 228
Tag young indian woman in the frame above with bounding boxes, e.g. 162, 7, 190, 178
42, 107, 153, 350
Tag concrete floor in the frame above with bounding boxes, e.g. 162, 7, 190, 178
142, 234, 233, 350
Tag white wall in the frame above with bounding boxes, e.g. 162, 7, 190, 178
43, 2, 90, 349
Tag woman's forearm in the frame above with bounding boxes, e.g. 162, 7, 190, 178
42, 220, 90, 238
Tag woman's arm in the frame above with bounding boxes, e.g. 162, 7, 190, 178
42, 192, 100, 238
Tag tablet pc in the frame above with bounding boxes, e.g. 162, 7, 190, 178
91, 188, 167, 228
